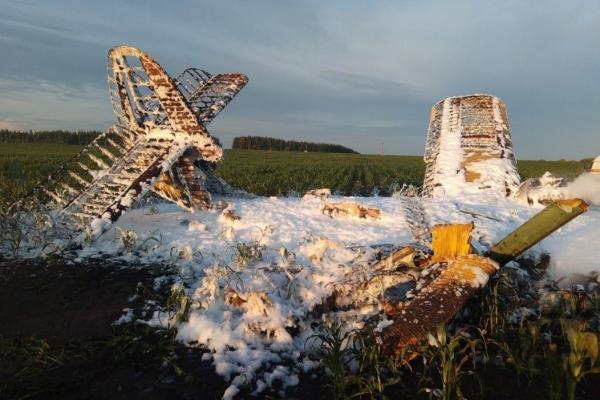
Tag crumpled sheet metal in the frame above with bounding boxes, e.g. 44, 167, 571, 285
380, 254, 499, 354
333, 246, 424, 309
380, 199, 589, 355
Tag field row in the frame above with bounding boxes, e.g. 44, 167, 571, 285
0, 144, 589, 202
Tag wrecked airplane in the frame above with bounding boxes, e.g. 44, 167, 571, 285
18, 47, 593, 363
34, 45, 248, 235
422, 94, 520, 198
590, 155, 600, 173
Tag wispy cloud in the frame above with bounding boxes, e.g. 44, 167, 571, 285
0, 78, 112, 130
0, 0, 598, 157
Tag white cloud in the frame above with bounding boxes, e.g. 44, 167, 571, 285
0, 0, 599, 157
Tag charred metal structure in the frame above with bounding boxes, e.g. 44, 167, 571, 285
422, 94, 520, 198
38, 45, 248, 231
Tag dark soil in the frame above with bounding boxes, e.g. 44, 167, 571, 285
0, 259, 598, 399
0, 259, 228, 400
0, 259, 152, 341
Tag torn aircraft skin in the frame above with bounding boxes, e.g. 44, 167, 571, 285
5, 43, 597, 394
33, 45, 248, 235
380, 198, 588, 356
422, 94, 520, 198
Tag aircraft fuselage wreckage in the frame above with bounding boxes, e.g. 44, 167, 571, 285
38, 45, 248, 234
28, 47, 590, 358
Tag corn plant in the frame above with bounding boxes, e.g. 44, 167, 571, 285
560, 319, 600, 400
543, 343, 565, 400
166, 285, 191, 326
493, 318, 549, 386
419, 325, 484, 400
307, 320, 357, 400
116, 227, 138, 252
347, 325, 402, 399
0, 201, 60, 258
0, 205, 26, 258
230, 240, 264, 270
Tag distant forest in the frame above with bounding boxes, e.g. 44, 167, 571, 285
0, 131, 358, 154
0, 130, 100, 145
232, 136, 358, 154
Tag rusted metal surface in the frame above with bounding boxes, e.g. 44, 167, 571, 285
176, 68, 249, 125
151, 153, 212, 212
381, 201, 589, 355
36, 45, 247, 230
422, 94, 520, 197
381, 254, 499, 354
108, 45, 222, 161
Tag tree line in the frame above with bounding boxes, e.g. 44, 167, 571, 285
232, 136, 358, 154
0, 130, 100, 145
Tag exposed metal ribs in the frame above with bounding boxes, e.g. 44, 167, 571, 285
31, 45, 248, 236
176, 70, 249, 125
422, 94, 520, 198
62, 136, 181, 223
399, 196, 432, 246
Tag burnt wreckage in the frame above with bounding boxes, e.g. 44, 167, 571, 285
28, 48, 590, 355
38, 45, 248, 232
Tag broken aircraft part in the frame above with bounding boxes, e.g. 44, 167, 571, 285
430, 223, 473, 263
488, 198, 589, 264
321, 202, 382, 219
36, 45, 247, 231
381, 254, 499, 354
330, 244, 431, 311
589, 155, 600, 173
381, 199, 589, 355
513, 171, 566, 205
399, 195, 432, 246
422, 94, 520, 198
303, 188, 332, 201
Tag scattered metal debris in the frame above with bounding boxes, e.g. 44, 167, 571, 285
514, 171, 566, 205
222, 209, 241, 223
379, 198, 589, 355
330, 244, 431, 311
457, 208, 502, 222
321, 202, 381, 219
303, 188, 331, 201
399, 195, 432, 246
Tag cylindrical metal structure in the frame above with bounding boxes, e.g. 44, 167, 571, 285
589, 155, 600, 173
422, 94, 520, 197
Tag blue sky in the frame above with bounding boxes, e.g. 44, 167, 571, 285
0, 0, 598, 159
